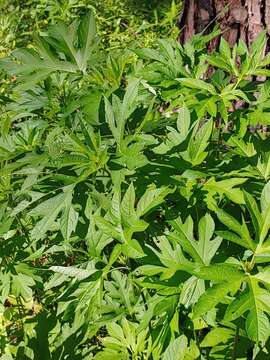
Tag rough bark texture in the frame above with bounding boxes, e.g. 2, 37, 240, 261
179, 0, 270, 48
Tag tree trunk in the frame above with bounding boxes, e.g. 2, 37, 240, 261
179, 0, 270, 48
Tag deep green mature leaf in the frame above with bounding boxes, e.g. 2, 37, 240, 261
47, 11, 98, 73
216, 208, 255, 250
227, 136, 256, 157
219, 38, 231, 61
180, 276, 205, 308
204, 177, 247, 204
121, 182, 136, 220
94, 215, 123, 242
178, 78, 217, 95
0, 47, 77, 85
193, 263, 244, 282
78, 11, 98, 72
247, 31, 267, 76
256, 152, 270, 180
12, 273, 35, 301
0, 273, 10, 304
246, 276, 270, 344
104, 96, 118, 142
197, 214, 222, 265
133, 48, 164, 62
181, 119, 213, 166
30, 189, 73, 241
207, 54, 232, 73
122, 239, 145, 259
170, 214, 222, 265
253, 267, 270, 285
200, 327, 234, 347
49, 265, 97, 280
136, 185, 174, 217
224, 276, 270, 344
260, 181, 270, 243
60, 194, 79, 242
145, 236, 194, 279
244, 191, 262, 242
153, 106, 191, 154
224, 292, 251, 322
177, 106, 190, 134
193, 278, 242, 320
122, 78, 140, 119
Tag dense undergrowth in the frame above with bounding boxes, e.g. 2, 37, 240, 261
0, 0, 181, 53
1, 2, 270, 360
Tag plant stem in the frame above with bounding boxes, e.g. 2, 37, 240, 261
232, 326, 239, 360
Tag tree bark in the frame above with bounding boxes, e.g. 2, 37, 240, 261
179, 0, 270, 48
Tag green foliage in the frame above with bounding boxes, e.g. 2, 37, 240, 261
0, 0, 182, 55
2, 7, 270, 360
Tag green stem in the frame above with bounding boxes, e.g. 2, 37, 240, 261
231, 326, 239, 360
